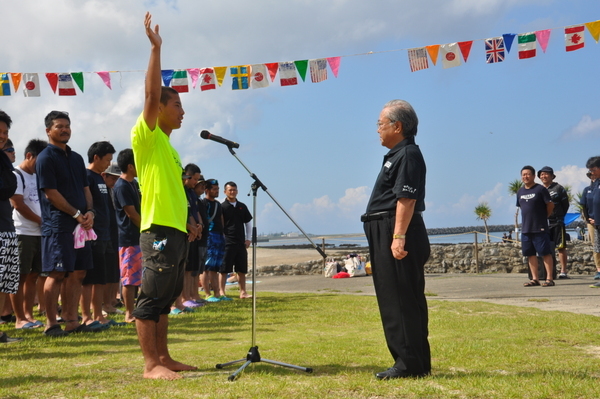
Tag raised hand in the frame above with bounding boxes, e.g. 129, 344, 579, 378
144, 12, 161, 48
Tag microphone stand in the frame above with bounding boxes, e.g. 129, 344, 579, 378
214, 144, 325, 381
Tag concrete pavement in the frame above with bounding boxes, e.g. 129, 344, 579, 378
246, 273, 600, 317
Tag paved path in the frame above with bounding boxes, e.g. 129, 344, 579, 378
246, 273, 600, 317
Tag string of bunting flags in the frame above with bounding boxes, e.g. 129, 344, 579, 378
1, 19, 598, 98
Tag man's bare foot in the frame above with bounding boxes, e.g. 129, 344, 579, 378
162, 358, 198, 372
239, 293, 252, 299
144, 364, 183, 380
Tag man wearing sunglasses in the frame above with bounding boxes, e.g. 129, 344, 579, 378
130, 12, 196, 380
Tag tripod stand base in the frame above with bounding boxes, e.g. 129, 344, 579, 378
216, 346, 313, 381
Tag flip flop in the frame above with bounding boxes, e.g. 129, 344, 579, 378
107, 319, 128, 327
16, 322, 38, 329
32, 320, 44, 327
43, 324, 70, 337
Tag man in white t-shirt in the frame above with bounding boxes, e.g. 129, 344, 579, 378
9, 139, 47, 329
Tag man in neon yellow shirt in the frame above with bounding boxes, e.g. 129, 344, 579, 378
130, 12, 196, 380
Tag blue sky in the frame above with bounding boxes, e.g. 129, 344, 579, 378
2, 0, 599, 235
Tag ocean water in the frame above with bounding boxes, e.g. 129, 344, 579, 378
259, 230, 579, 248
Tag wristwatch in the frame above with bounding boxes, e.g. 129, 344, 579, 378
72, 210, 81, 219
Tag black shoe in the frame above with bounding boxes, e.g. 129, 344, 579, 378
0, 332, 23, 343
375, 367, 426, 380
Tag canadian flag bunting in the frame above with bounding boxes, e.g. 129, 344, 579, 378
1, 18, 598, 99
199, 68, 216, 91
565, 25, 585, 51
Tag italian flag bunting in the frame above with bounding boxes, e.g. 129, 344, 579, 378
518, 32, 537, 59
171, 69, 189, 93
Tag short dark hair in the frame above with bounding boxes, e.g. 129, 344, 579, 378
117, 148, 134, 172
521, 165, 535, 175
44, 111, 70, 129
184, 163, 201, 175
383, 100, 419, 138
160, 86, 179, 105
586, 156, 600, 169
0, 110, 12, 129
24, 139, 48, 158
3, 138, 13, 149
224, 181, 237, 189
87, 141, 116, 163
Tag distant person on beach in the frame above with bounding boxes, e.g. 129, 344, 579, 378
194, 176, 209, 303
361, 99, 431, 380
518, 165, 555, 287
538, 166, 570, 279
585, 157, 600, 288
130, 12, 196, 379
221, 181, 252, 299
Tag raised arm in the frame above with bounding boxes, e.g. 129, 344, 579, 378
143, 12, 162, 131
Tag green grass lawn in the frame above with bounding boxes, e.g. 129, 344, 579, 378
2, 293, 600, 398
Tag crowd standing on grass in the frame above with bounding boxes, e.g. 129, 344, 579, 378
0, 14, 253, 364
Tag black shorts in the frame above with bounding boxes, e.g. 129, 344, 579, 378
132, 225, 188, 323
197, 246, 207, 275
17, 235, 42, 275
83, 240, 111, 285
186, 240, 200, 273
221, 243, 248, 274
549, 223, 567, 250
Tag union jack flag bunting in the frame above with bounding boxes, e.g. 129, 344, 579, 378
485, 37, 505, 64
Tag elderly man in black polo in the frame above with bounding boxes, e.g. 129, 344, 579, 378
361, 99, 431, 380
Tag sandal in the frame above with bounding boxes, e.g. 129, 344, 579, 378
524, 280, 540, 287
542, 280, 555, 287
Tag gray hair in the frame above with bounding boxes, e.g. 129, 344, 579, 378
382, 99, 418, 138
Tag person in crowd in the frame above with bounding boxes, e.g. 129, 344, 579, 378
194, 177, 208, 303
130, 12, 196, 379
2, 138, 15, 164
112, 149, 141, 323
179, 163, 203, 310
221, 181, 252, 299
538, 166, 570, 279
9, 139, 47, 329
202, 178, 226, 302
518, 165, 555, 287
81, 141, 116, 327
580, 171, 600, 285
101, 163, 124, 315
0, 110, 23, 343
586, 157, 600, 288
37, 110, 103, 336
361, 99, 431, 380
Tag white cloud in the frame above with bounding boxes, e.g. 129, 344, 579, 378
561, 115, 600, 140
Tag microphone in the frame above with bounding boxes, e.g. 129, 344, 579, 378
200, 130, 240, 149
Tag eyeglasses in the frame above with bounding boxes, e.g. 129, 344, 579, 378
376, 120, 395, 129
3, 147, 14, 153
207, 179, 218, 185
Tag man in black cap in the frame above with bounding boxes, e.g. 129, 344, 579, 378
538, 166, 570, 279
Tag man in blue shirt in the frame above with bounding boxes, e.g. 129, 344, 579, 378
517, 166, 555, 287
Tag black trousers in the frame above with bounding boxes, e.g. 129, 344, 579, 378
363, 213, 431, 375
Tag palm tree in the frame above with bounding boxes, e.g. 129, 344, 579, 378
474, 202, 492, 243
508, 179, 523, 240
